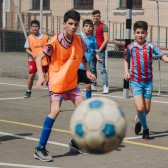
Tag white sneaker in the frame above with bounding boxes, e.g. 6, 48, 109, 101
83, 88, 86, 92
103, 85, 109, 94
91, 85, 97, 91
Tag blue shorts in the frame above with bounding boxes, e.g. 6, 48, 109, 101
130, 81, 153, 99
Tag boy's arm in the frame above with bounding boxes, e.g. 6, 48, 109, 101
99, 32, 108, 51
124, 59, 131, 80
36, 52, 46, 88
82, 55, 96, 82
95, 52, 102, 63
26, 48, 37, 60
161, 55, 168, 63
152, 44, 168, 63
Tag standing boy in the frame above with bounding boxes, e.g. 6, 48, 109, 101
78, 19, 102, 99
24, 20, 49, 98
34, 10, 96, 162
91, 10, 109, 93
124, 21, 168, 140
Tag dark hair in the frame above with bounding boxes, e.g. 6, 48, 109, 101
64, 9, 80, 23
83, 19, 93, 27
31, 20, 40, 27
133, 21, 148, 32
92, 10, 100, 15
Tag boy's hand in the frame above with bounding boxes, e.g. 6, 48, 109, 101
98, 58, 102, 63
124, 72, 131, 81
33, 55, 37, 60
86, 71, 96, 82
36, 76, 45, 89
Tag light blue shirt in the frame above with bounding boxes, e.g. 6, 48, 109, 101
77, 32, 98, 70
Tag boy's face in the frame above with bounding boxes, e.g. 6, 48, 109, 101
63, 19, 79, 37
31, 23, 40, 35
92, 13, 101, 23
83, 23, 93, 34
134, 28, 148, 45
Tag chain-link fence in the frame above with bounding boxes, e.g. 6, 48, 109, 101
0, 0, 168, 95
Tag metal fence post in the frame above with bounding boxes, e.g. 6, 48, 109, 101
123, 0, 132, 99
40, 0, 43, 34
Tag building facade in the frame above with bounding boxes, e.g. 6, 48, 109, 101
1, 0, 168, 49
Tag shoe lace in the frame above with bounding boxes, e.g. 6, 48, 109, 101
41, 147, 49, 156
36, 147, 49, 156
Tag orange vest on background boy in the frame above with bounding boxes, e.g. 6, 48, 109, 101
28, 34, 49, 66
47, 34, 83, 93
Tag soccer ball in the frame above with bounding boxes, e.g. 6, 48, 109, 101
70, 97, 127, 154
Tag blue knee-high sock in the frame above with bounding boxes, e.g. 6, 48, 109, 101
137, 112, 148, 130
137, 111, 149, 122
145, 111, 149, 116
86, 90, 92, 99
38, 116, 55, 149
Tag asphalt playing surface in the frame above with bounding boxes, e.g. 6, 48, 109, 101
0, 77, 168, 168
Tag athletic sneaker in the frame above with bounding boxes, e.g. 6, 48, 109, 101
103, 85, 109, 94
69, 139, 85, 154
24, 91, 31, 98
34, 147, 53, 162
135, 115, 142, 135
142, 129, 150, 140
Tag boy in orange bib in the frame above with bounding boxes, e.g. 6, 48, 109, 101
24, 20, 49, 98
34, 10, 96, 162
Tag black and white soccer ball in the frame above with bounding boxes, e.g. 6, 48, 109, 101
70, 97, 127, 154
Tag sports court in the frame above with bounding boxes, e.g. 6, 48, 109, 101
0, 76, 168, 168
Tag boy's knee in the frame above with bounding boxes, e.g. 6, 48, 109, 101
100, 68, 106, 74
137, 108, 144, 113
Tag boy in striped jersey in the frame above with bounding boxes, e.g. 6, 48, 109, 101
124, 21, 168, 140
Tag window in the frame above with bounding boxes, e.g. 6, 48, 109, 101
32, 0, 50, 10
74, 0, 93, 10
119, 0, 142, 9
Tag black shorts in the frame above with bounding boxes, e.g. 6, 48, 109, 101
78, 69, 91, 84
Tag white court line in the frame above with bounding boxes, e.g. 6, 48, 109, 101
1, 82, 168, 104
0, 97, 25, 100
0, 131, 168, 144
0, 162, 60, 168
0, 132, 69, 147
0, 97, 38, 100
0, 82, 47, 90
124, 132, 168, 140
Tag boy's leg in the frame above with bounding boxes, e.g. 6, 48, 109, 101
135, 82, 152, 137
34, 92, 61, 161
78, 69, 92, 99
24, 73, 36, 98
70, 97, 86, 153
131, 81, 149, 138
27, 73, 36, 90
133, 95, 149, 140
25, 61, 36, 98
98, 50, 109, 93
66, 88, 85, 153
90, 55, 97, 90
84, 70, 92, 99
85, 84, 92, 99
